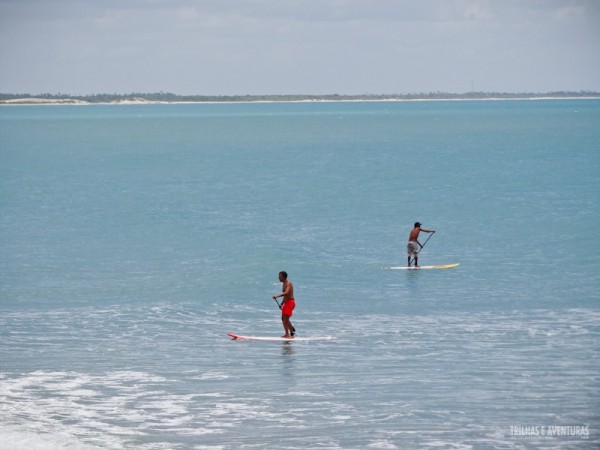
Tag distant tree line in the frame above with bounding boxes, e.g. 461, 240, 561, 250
1, 91, 599, 103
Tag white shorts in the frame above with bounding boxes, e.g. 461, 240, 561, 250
406, 241, 420, 257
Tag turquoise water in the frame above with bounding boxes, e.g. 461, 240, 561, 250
1, 100, 598, 449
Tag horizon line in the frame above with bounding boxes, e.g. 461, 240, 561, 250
2, 90, 600, 98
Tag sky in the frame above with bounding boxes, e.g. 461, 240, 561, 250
1, 0, 599, 96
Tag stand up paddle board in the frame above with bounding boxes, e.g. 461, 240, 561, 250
228, 333, 336, 342
383, 263, 460, 270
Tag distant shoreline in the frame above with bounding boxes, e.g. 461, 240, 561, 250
1, 93, 599, 106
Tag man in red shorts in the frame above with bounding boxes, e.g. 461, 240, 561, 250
273, 271, 296, 338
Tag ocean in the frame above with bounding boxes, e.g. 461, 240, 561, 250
1, 100, 598, 449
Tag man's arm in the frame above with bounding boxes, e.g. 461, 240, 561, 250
419, 229, 435, 248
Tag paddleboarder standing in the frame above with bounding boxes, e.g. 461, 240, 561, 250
407, 222, 435, 267
273, 271, 296, 338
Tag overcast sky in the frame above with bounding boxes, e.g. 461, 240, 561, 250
1, 0, 599, 95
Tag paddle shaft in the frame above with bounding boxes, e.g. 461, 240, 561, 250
410, 231, 435, 266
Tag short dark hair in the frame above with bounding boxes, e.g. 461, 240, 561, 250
414, 222, 422, 228
279, 271, 288, 279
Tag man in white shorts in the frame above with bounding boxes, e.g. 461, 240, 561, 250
407, 222, 435, 267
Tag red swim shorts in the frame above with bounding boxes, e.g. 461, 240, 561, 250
281, 299, 296, 317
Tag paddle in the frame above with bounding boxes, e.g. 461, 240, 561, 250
410, 231, 435, 266
273, 298, 295, 335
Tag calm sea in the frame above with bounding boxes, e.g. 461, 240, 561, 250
1, 100, 598, 449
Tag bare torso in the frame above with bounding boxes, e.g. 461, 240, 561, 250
408, 228, 421, 242
281, 280, 294, 300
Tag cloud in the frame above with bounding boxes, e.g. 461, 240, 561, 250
1, 0, 599, 94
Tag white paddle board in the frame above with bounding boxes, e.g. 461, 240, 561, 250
228, 333, 336, 342
383, 263, 460, 270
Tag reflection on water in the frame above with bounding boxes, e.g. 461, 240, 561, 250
280, 342, 296, 382
280, 341, 295, 356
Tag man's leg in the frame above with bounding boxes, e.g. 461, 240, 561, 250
282, 315, 293, 337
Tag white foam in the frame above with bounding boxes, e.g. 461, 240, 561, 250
0, 425, 102, 450
366, 440, 399, 449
